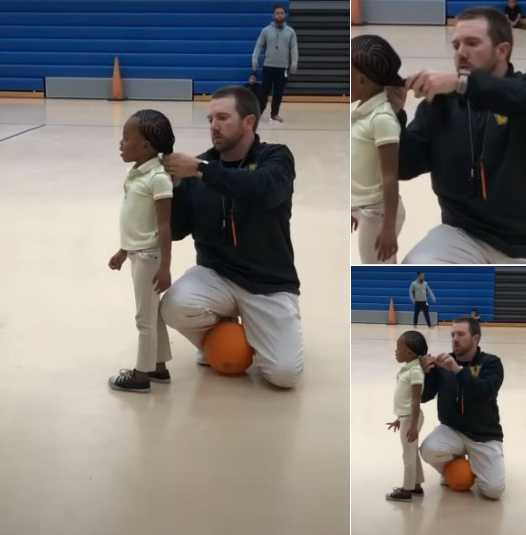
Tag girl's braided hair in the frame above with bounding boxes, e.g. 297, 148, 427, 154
402, 331, 428, 357
132, 109, 175, 155
351, 34, 405, 87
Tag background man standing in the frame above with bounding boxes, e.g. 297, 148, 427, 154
410, 271, 436, 328
252, 3, 299, 123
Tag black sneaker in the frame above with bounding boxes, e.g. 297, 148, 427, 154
109, 369, 151, 393
148, 369, 171, 383
386, 488, 412, 502
411, 488, 424, 497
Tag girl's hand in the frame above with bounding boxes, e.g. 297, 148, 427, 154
351, 215, 358, 233
109, 250, 127, 270
407, 425, 419, 443
375, 227, 398, 261
152, 267, 171, 294
386, 420, 400, 432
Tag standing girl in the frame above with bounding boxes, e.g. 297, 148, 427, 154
386, 331, 428, 501
351, 34, 406, 263
108, 110, 175, 393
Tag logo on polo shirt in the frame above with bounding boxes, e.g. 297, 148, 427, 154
470, 365, 482, 377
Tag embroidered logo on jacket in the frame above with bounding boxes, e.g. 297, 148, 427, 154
470, 365, 482, 377
493, 114, 508, 125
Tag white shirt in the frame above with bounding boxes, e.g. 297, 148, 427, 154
120, 157, 173, 251
351, 91, 401, 208
394, 359, 425, 417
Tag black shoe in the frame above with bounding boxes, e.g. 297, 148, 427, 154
386, 488, 412, 502
109, 369, 151, 393
411, 488, 424, 497
148, 369, 171, 383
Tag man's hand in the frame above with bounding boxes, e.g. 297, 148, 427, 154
375, 227, 398, 262
152, 267, 171, 294
420, 354, 436, 374
407, 425, 419, 443
108, 249, 127, 270
351, 215, 358, 233
162, 154, 201, 180
289, 65, 298, 75
436, 353, 461, 373
386, 86, 408, 115
386, 420, 400, 432
406, 70, 459, 102
252, 61, 258, 71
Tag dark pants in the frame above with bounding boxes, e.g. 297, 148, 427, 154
260, 66, 287, 117
414, 301, 431, 327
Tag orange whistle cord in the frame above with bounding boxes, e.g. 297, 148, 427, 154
480, 162, 487, 200
230, 217, 238, 247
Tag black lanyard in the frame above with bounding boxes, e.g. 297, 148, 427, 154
467, 104, 490, 200
219, 156, 246, 247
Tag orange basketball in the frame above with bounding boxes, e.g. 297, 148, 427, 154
204, 322, 254, 375
444, 458, 475, 491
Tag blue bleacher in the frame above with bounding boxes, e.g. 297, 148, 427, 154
0, 0, 286, 94
447, 1, 508, 17
351, 266, 496, 322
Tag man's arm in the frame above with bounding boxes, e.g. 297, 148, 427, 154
252, 29, 266, 68
290, 30, 299, 70
465, 70, 526, 115
456, 357, 503, 401
421, 366, 439, 403
409, 282, 416, 303
397, 102, 433, 181
200, 146, 295, 206
170, 181, 192, 241
426, 282, 436, 302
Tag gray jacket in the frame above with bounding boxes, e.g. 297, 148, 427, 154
252, 22, 299, 69
410, 280, 436, 304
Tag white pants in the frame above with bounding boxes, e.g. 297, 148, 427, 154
399, 411, 425, 490
351, 198, 406, 264
403, 224, 526, 264
160, 266, 304, 388
129, 248, 172, 373
420, 424, 505, 500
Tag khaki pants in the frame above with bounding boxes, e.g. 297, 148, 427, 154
398, 410, 425, 490
403, 224, 526, 264
160, 266, 303, 388
351, 197, 406, 264
129, 248, 172, 373
420, 424, 505, 500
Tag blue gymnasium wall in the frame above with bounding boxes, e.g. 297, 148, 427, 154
447, 1, 508, 17
0, 0, 286, 94
351, 267, 496, 322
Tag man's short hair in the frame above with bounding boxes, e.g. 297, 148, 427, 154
453, 316, 482, 338
211, 86, 261, 131
417, 271, 423, 276
273, 3, 285, 13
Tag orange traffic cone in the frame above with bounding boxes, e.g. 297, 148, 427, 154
108, 57, 126, 101
351, 0, 365, 26
387, 298, 397, 325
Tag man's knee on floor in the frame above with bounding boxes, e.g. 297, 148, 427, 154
263, 363, 303, 389
479, 482, 505, 500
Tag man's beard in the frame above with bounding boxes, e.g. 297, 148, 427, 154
212, 129, 244, 153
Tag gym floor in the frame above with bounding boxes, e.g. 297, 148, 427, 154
352, 323, 526, 535
351, 25, 526, 264
0, 99, 350, 535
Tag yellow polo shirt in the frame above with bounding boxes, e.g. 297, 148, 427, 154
351, 91, 401, 209
120, 157, 173, 251
394, 359, 424, 417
